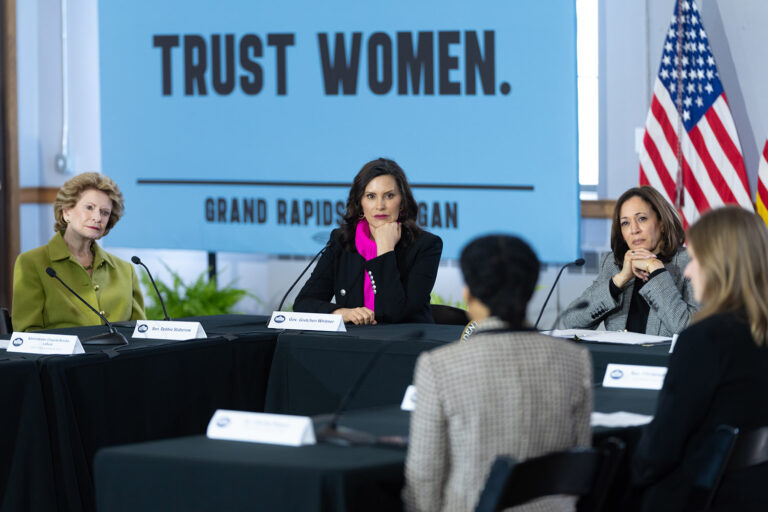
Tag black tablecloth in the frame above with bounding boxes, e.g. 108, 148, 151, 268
0, 314, 278, 512
0, 359, 56, 511
95, 381, 660, 512
265, 324, 462, 416
95, 408, 411, 512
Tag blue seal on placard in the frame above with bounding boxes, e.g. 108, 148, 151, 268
274, 315, 286, 323
12, 337, 23, 347
216, 416, 231, 428
610, 369, 624, 379
137, 324, 149, 333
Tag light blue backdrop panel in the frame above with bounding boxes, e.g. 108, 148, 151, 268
99, 0, 579, 261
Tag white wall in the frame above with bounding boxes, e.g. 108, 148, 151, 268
15, 0, 768, 322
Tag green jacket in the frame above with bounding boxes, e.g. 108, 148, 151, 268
11, 232, 146, 332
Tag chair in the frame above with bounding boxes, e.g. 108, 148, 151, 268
689, 424, 768, 510
475, 437, 626, 512
431, 304, 469, 325
0, 307, 11, 334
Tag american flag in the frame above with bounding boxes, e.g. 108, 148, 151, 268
757, 140, 768, 227
638, 0, 752, 228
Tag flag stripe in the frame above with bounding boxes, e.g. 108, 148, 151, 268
705, 103, 750, 198
687, 124, 739, 205
637, 1, 748, 225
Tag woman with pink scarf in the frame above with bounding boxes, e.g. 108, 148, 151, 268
294, 158, 442, 324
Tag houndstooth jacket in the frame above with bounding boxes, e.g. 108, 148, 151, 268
561, 249, 696, 336
403, 317, 593, 512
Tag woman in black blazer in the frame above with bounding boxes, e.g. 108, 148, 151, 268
293, 158, 442, 324
631, 206, 768, 511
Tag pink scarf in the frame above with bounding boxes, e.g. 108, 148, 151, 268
355, 219, 377, 311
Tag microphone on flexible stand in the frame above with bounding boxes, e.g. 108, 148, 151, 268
547, 300, 589, 332
277, 239, 331, 311
314, 339, 399, 446
131, 256, 170, 321
45, 267, 129, 345
534, 258, 586, 329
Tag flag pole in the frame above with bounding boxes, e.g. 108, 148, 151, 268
674, 0, 685, 210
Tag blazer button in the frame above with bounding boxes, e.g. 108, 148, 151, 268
340, 289, 346, 296
94, 284, 100, 291
100, 311, 106, 317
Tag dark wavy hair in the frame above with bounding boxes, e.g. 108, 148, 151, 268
610, 186, 685, 266
460, 234, 540, 328
340, 158, 421, 251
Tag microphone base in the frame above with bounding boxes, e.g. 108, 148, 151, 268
83, 330, 129, 345
314, 425, 378, 446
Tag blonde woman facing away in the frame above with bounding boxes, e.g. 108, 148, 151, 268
632, 207, 768, 511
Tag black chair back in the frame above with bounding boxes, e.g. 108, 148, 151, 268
475, 437, 625, 512
0, 307, 11, 334
431, 304, 469, 325
690, 424, 768, 510
688, 424, 739, 511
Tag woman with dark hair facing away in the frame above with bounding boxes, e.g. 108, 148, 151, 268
403, 235, 592, 511
562, 185, 697, 335
631, 207, 768, 511
12, 172, 145, 331
293, 158, 442, 324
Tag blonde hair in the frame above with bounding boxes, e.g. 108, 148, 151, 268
688, 206, 768, 346
53, 172, 125, 235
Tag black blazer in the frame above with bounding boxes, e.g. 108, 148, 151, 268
293, 228, 442, 324
631, 312, 768, 511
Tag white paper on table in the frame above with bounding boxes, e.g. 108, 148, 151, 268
591, 411, 654, 428
546, 329, 671, 345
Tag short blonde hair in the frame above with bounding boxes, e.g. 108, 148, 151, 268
688, 206, 768, 346
53, 172, 125, 235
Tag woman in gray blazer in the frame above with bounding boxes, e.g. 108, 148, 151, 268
562, 186, 697, 336
403, 235, 593, 512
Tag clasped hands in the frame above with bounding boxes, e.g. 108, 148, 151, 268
612, 248, 664, 288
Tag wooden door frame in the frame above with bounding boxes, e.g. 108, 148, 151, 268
0, 0, 18, 308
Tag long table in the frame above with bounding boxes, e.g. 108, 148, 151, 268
94, 383, 660, 512
93, 327, 668, 512
0, 315, 277, 512
2, 318, 670, 511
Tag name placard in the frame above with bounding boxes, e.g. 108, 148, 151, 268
132, 320, 207, 340
268, 311, 345, 332
6, 332, 85, 355
206, 409, 316, 446
602, 363, 667, 390
401, 385, 416, 411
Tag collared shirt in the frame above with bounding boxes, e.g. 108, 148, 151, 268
11, 232, 145, 331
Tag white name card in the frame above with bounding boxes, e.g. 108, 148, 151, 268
132, 320, 207, 340
268, 311, 346, 332
602, 363, 667, 390
6, 331, 84, 355
206, 409, 316, 446
401, 385, 416, 411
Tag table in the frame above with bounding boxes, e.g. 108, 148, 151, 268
265, 327, 669, 416
265, 324, 462, 415
0, 315, 277, 512
94, 383, 660, 512
95, 408, 410, 512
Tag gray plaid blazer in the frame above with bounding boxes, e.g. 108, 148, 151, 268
403, 318, 593, 512
561, 249, 696, 336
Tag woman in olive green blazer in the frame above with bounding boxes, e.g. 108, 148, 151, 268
12, 173, 145, 332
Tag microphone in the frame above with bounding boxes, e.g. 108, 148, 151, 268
533, 257, 586, 329
131, 256, 170, 321
314, 339, 399, 446
548, 300, 588, 332
45, 267, 128, 345
277, 239, 331, 311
